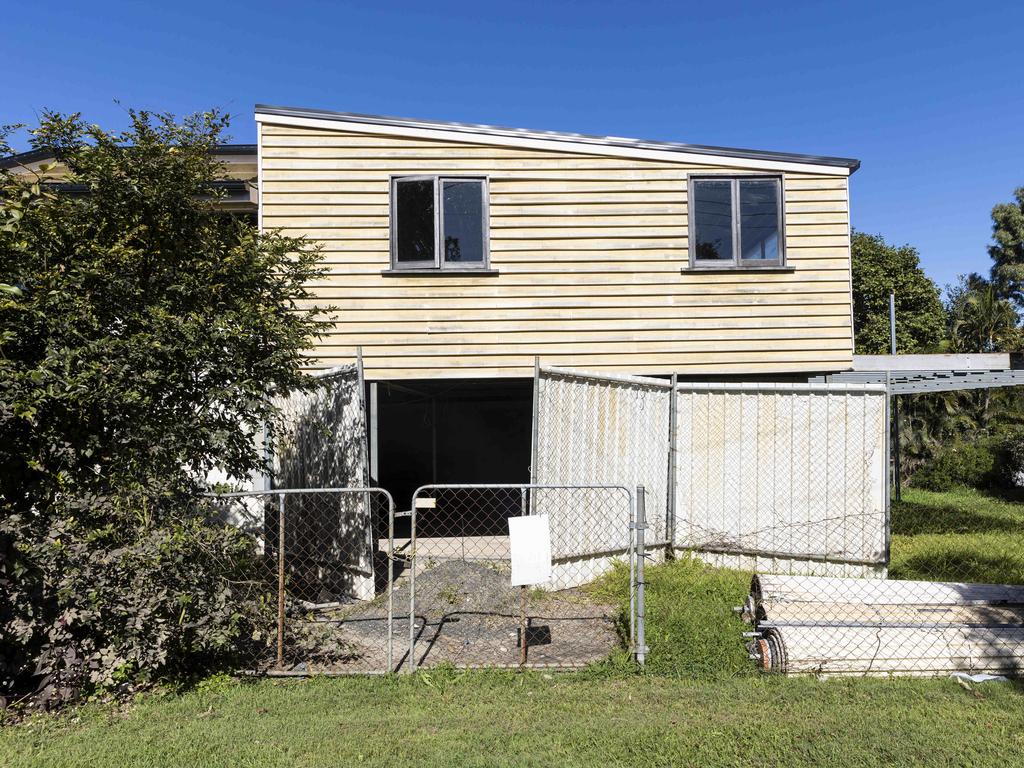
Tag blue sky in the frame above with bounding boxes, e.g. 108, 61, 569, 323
5, 1, 1022, 293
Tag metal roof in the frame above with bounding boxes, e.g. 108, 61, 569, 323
813, 355, 1024, 394
255, 104, 861, 172
820, 369, 1024, 395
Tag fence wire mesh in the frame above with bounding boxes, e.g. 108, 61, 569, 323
744, 564, 1024, 677
535, 368, 891, 575
675, 382, 888, 578
270, 364, 368, 490
408, 485, 635, 670
534, 368, 671, 551
209, 489, 405, 675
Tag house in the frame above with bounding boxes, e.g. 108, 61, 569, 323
253, 105, 860, 504
0, 144, 260, 214
5, 109, 873, 551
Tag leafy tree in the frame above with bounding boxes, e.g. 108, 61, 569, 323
0, 110, 329, 706
851, 231, 945, 354
988, 187, 1024, 310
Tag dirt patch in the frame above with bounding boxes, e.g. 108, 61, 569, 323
279, 560, 621, 673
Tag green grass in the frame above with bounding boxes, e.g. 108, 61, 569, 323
5, 487, 1024, 766
3, 672, 1024, 767
591, 556, 752, 678
890, 487, 1024, 583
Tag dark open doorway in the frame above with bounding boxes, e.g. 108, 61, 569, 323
370, 378, 533, 512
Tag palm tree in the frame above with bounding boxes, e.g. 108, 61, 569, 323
949, 283, 1020, 426
950, 283, 1018, 353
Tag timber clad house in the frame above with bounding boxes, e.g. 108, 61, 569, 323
254, 105, 860, 380
250, 105, 861, 502
2, 106, 867, 507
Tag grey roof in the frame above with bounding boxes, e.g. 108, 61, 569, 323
255, 104, 861, 172
0, 143, 256, 170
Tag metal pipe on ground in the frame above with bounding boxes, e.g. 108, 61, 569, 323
748, 574, 1024, 677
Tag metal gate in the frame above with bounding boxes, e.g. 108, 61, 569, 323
213, 484, 644, 674
407, 484, 641, 670
211, 488, 407, 674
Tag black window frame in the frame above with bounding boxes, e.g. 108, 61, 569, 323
389, 175, 490, 271
688, 175, 786, 269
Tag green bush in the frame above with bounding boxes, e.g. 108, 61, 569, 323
909, 429, 1024, 492
909, 438, 1000, 491
0, 492, 274, 708
994, 429, 1024, 489
0, 111, 326, 709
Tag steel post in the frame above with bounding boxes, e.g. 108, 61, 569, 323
276, 492, 286, 669
635, 485, 647, 667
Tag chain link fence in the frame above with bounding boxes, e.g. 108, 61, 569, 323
534, 368, 671, 554
208, 484, 642, 675
534, 365, 1024, 678
270, 363, 369, 490
209, 488, 405, 674
534, 367, 890, 576
674, 382, 889, 578
745, 566, 1024, 677
739, 470, 1024, 676
407, 484, 637, 670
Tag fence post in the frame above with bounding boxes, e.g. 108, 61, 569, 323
635, 485, 647, 667
884, 372, 893, 567
628, 490, 636, 654
530, 357, 540, 483
409, 497, 417, 674
666, 372, 678, 556
276, 492, 286, 669
386, 493, 394, 672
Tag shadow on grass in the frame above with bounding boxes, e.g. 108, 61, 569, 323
890, 538, 1024, 584
891, 490, 1024, 536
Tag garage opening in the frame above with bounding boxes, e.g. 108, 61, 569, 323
370, 378, 533, 517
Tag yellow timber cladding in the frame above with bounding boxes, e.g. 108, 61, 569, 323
258, 121, 854, 380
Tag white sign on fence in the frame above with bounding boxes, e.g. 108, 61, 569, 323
509, 514, 552, 586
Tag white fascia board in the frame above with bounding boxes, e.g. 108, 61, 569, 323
256, 121, 264, 232
853, 354, 1013, 372
255, 113, 852, 177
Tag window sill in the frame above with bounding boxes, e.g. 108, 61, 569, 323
381, 268, 499, 276
682, 265, 795, 274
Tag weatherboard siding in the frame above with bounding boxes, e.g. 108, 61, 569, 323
259, 123, 854, 379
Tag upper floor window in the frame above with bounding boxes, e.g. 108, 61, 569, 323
689, 176, 784, 268
391, 176, 488, 270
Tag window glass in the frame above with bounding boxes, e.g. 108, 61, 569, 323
395, 179, 435, 263
739, 179, 780, 261
692, 179, 734, 261
442, 180, 484, 263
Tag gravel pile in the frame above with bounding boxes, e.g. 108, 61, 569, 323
281, 559, 621, 672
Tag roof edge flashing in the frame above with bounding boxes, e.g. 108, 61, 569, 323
254, 104, 860, 174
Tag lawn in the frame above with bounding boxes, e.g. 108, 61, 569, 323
890, 486, 1024, 583
4, 672, 1024, 768
4, 487, 1024, 767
